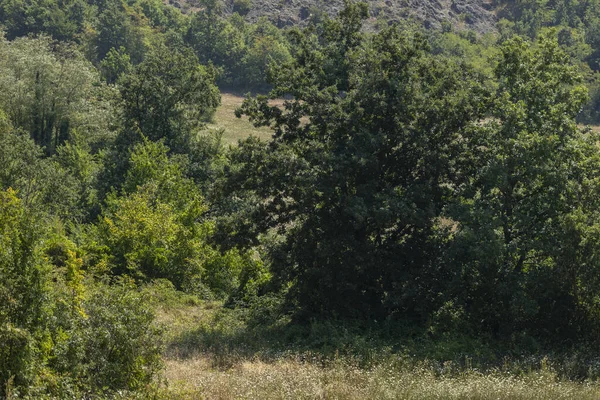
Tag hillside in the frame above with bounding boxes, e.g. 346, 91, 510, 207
170, 0, 498, 32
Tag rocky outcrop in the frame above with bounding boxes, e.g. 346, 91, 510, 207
221, 0, 497, 33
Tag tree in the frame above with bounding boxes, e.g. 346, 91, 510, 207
440, 36, 600, 337
0, 0, 86, 41
95, 0, 144, 63
240, 18, 292, 90
224, 5, 600, 339
98, 141, 211, 288
185, 5, 247, 86
100, 46, 132, 84
0, 35, 115, 155
119, 44, 220, 153
0, 188, 50, 394
225, 4, 490, 320
0, 118, 92, 221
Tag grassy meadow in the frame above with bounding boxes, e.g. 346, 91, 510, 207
205, 93, 275, 144
148, 287, 600, 400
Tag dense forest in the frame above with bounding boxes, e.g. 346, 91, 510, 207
3, 0, 600, 397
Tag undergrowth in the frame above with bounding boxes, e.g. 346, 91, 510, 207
142, 283, 600, 399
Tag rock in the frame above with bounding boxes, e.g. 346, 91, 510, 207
218, 0, 497, 33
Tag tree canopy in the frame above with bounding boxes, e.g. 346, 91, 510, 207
2, 0, 600, 396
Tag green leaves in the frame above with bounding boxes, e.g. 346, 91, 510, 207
0, 35, 115, 155
119, 44, 220, 152
230, 6, 491, 319
441, 35, 598, 336
225, 3, 600, 340
98, 140, 210, 288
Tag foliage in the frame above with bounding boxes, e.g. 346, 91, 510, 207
119, 44, 220, 152
439, 36, 598, 337
185, 7, 291, 90
228, 3, 600, 344
230, 7, 490, 320
0, 0, 86, 41
233, 0, 251, 16
98, 182, 210, 288
100, 46, 132, 84
0, 124, 89, 221
0, 189, 165, 397
95, 140, 246, 298
0, 189, 50, 394
75, 279, 164, 391
0, 34, 115, 155
3, 0, 600, 396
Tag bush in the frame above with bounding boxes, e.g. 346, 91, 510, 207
78, 280, 164, 391
233, 0, 251, 16
0, 189, 50, 394
0, 193, 165, 396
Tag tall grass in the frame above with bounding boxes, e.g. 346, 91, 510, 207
144, 285, 600, 400
162, 355, 600, 399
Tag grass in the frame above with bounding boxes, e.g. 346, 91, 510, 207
204, 92, 275, 144
144, 283, 600, 400
205, 95, 600, 146
163, 356, 600, 399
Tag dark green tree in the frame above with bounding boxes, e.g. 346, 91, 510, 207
95, 0, 144, 63
0, 0, 86, 41
119, 44, 220, 153
224, 4, 490, 319
184, 2, 247, 86
440, 36, 600, 338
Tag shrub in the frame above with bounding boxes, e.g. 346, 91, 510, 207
0, 189, 50, 394
78, 280, 164, 391
233, 0, 251, 16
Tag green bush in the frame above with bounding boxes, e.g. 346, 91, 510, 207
0, 189, 165, 396
233, 0, 251, 16
0, 189, 50, 394
78, 280, 164, 391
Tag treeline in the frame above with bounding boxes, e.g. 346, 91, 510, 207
0, 0, 292, 91
2, 0, 600, 397
3, 0, 600, 109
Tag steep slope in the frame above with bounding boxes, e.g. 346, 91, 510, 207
168, 0, 497, 32
246, 0, 495, 32
230, 0, 497, 32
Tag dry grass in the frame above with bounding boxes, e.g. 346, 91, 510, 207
204, 92, 275, 144
162, 354, 600, 399
208, 97, 600, 146
154, 300, 600, 400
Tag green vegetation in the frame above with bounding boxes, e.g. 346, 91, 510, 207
2, 0, 600, 397
155, 288, 600, 399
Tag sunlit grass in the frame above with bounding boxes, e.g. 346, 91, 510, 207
162, 354, 600, 400
149, 291, 600, 400
205, 92, 274, 144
